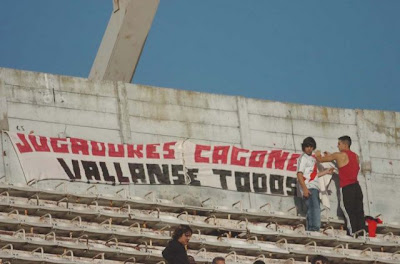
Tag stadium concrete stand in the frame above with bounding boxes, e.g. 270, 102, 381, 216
0, 67, 400, 263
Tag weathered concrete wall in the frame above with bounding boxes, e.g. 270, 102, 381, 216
1, 67, 399, 222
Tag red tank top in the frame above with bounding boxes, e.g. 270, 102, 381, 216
338, 150, 360, 188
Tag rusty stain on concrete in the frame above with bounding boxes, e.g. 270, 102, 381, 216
0, 112, 9, 130
321, 107, 329, 121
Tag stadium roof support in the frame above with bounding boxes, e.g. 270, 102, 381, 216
89, 0, 159, 83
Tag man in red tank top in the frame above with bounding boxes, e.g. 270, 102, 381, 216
315, 136, 365, 236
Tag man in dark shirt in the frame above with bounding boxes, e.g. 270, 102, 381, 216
162, 225, 193, 264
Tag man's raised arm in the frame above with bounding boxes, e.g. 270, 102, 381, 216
315, 150, 340, 163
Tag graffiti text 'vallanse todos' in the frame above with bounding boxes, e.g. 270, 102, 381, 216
10, 133, 300, 196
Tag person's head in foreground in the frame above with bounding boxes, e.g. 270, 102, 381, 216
212, 257, 225, 264
253, 261, 265, 264
172, 225, 193, 246
187, 255, 196, 264
311, 255, 329, 264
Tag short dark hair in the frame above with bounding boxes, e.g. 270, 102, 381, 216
188, 255, 196, 264
253, 261, 266, 264
338, 135, 352, 147
212, 257, 225, 264
172, 225, 192, 241
301, 137, 317, 151
311, 255, 329, 264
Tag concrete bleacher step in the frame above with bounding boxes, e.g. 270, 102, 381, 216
0, 247, 146, 263
2, 182, 398, 233
2, 194, 398, 255
1, 208, 399, 264
2, 182, 398, 236
0, 229, 311, 264
0, 213, 294, 262
0, 183, 314, 225
0, 230, 163, 263
1, 182, 400, 264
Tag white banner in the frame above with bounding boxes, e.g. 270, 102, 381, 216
7, 132, 301, 196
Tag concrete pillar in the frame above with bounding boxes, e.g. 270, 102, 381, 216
115, 82, 132, 143
0, 94, 9, 181
0, 132, 6, 181
0, 98, 8, 131
89, 0, 159, 83
236, 96, 251, 148
355, 109, 373, 215
236, 96, 253, 208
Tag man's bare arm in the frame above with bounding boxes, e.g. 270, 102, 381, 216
315, 150, 341, 163
317, 167, 335, 177
297, 172, 311, 198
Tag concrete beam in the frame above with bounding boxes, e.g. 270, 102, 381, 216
236, 96, 251, 148
89, 0, 159, 83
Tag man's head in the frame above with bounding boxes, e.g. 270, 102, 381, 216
212, 257, 225, 264
311, 255, 329, 264
338, 135, 352, 151
172, 225, 192, 246
302, 137, 317, 155
253, 261, 266, 264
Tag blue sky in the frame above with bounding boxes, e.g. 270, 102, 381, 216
1, 0, 400, 112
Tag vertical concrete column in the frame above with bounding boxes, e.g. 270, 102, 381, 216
355, 109, 373, 215
236, 96, 251, 148
397, 114, 400, 144
0, 132, 7, 181
0, 96, 10, 131
236, 96, 253, 208
115, 82, 132, 143
89, 0, 159, 83
0, 94, 9, 181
